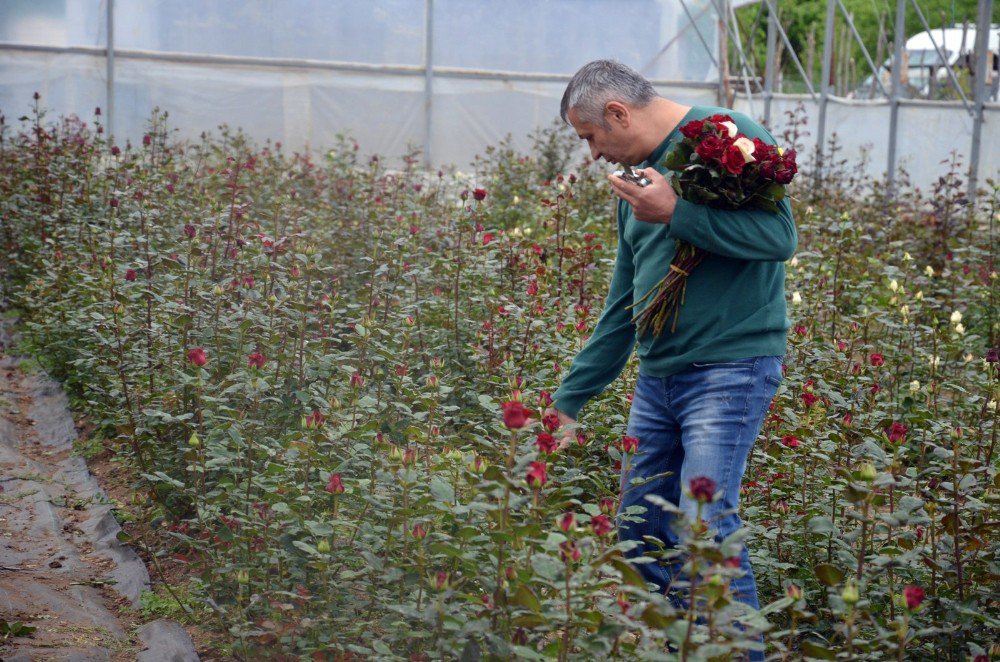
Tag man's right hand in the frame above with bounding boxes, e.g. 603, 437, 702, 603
544, 407, 578, 450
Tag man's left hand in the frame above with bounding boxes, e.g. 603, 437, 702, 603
607, 168, 677, 224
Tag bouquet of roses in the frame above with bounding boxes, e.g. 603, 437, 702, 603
630, 114, 798, 336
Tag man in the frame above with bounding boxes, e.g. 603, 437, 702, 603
547, 60, 796, 618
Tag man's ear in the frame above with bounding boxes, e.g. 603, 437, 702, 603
604, 101, 631, 129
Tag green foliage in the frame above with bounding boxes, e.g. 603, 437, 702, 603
0, 98, 997, 659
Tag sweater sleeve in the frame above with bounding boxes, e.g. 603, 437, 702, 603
551, 202, 638, 419
668, 195, 797, 262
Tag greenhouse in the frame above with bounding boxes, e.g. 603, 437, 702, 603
0, 1, 998, 660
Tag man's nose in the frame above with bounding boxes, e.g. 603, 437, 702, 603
590, 147, 601, 161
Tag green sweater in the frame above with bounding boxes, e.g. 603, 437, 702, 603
552, 106, 797, 419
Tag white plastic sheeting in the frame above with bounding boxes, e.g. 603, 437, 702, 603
0, 0, 996, 188
0, 0, 719, 167
739, 93, 1000, 190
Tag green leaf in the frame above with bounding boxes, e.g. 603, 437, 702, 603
511, 584, 542, 612
814, 563, 845, 587
801, 640, 836, 659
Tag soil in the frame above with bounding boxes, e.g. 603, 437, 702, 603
0, 327, 209, 660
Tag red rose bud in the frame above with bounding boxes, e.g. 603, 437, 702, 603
886, 421, 908, 443
560, 540, 581, 562
187, 347, 207, 367
411, 523, 427, 540
870, 353, 884, 366
434, 570, 449, 590
305, 410, 325, 428
903, 585, 925, 610
501, 401, 529, 429
558, 512, 575, 532
350, 371, 364, 388
689, 476, 717, 503
787, 584, 803, 600
142, 134, 151, 146
526, 460, 548, 488
599, 497, 615, 514
247, 352, 266, 369
325, 473, 345, 494
125, 269, 137, 282
109, 197, 119, 208
473, 188, 487, 201
403, 447, 417, 467
482, 233, 494, 245
590, 514, 613, 536
542, 412, 561, 432
621, 435, 639, 454
537, 390, 553, 407
535, 432, 558, 454
111, 145, 121, 156
183, 223, 197, 238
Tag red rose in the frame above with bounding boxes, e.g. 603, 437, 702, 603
473, 188, 487, 201
721, 144, 748, 174
542, 412, 561, 432
502, 401, 529, 429
802, 392, 819, 408
621, 435, 639, 453
689, 476, 717, 503
535, 432, 558, 454
187, 347, 207, 367
705, 113, 734, 124
482, 233, 494, 245
886, 421, 908, 443
782, 435, 800, 448
870, 353, 884, 367
903, 585, 925, 610
775, 167, 794, 185
679, 119, 705, 139
125, 269, 137, 282
326, 473, 345, 494
695, 135, 726, 161
183, 223, 197, 239
526, 460, 548, 487
247, 352, 266, 369
590, 514, 613, 536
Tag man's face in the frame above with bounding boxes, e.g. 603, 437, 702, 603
567, 107, 635, 165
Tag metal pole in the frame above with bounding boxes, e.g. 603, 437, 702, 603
763, 0, 777, 126
106, 0, 114, 141
967, 0, 993, 202
887, 0, 906, 193
717, 0, 728, 107
423, 0, 433, 168
816, 0, 836, 177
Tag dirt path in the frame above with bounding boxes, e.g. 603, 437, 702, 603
0, 324, 198, 661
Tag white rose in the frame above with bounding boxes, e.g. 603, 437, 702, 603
954, 323, 965, 335
791, 291, 802, 304
909, 380, 920, 394
950, 310, 962, 324
889, 279, 899, 292
732, 136, 756, 163
720, 121, 738, 138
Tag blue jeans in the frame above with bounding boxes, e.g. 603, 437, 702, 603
618, 356, 782, 613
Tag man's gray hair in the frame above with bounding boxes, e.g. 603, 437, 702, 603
560, 60, 657, 127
